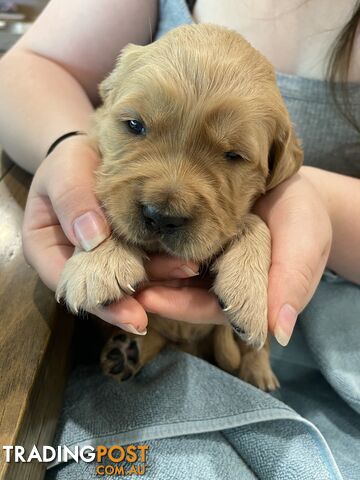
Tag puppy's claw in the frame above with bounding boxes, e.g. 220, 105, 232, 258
230, 322, 266, 350
217, 298, 227, 311
230, 321, 246, 337
223, 305, 233, 312
218, 298, 234, 313
127, 284, 136, 294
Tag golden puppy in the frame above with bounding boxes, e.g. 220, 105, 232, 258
56, 24, 303, 390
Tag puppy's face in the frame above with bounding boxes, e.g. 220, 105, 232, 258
94, 25, 302, 262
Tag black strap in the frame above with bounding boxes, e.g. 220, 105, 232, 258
46, 131, 87, 157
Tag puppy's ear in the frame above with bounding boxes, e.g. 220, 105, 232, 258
99, 44, 146, 104
266, 115, 303, 191
98, 67, 119, 104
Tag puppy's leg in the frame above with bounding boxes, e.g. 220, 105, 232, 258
56, 236, 146, 313
213, 325, 241, 373
212, 213, 271, 349
101, 326, 167, 381
237, 337, 279, 391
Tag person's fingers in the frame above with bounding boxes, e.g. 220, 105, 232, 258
144, 254, 199, 280
268, 252, 329, 342
22, 193, 74, 290
142, 276, 213, 290
33, 141, 110, 251
266, 197, 332, 345
90, 296, 148, 334
25, 226, 73, 291
136, 286, 227, 325
88, 275, 214, 332
23, 140, 110, 291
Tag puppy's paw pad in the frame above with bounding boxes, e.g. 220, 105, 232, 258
101, 333, 141, 381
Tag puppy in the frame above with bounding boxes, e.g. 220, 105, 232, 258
56, 24, 303, 390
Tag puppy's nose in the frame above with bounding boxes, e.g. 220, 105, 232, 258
142, 204, 187, 233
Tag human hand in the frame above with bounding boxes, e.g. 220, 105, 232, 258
23, 135, 110, 290
253, 170, 332, 345
22, 136, 199, 332
22, 134, 116, 327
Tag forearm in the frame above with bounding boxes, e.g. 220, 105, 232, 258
301, 166, 360, 284
0, 48, 94, 173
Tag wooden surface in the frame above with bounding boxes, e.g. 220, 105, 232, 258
0, 1, 49, 52
0, 151, 74, 480
0, 3, 73, 478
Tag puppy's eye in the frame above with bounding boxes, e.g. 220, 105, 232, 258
224, 151, 244, 161
126, 119, 146, 135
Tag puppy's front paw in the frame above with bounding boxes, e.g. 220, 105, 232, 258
212, 214, 271, 349
56, 238, 146, 313
215, 284, 268, 350
101, 332, 141, 381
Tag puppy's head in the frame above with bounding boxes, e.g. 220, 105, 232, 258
94, 24, 302, 262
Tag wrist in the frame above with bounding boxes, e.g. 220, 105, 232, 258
46, 131, 87, 157
253, 172, 303, 224
46, 131, 99, 160
299, 166, 334, 222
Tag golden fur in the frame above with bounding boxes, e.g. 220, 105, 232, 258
57, 24, 303, 390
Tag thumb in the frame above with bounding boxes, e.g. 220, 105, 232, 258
36, 142, 110, 250
268, 262, 311, 346
267, 236, 330, 347
254, 173, 332, 347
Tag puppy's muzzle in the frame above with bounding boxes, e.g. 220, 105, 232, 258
141, 204, 189, 235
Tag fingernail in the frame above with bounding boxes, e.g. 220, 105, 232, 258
119, 323, 147, 336
170, 265, 199, 279
73, 211, 109, 251
274, 304, 298, 347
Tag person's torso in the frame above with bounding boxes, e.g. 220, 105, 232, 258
193, 0, 360, 81
156, 0, 360, 177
